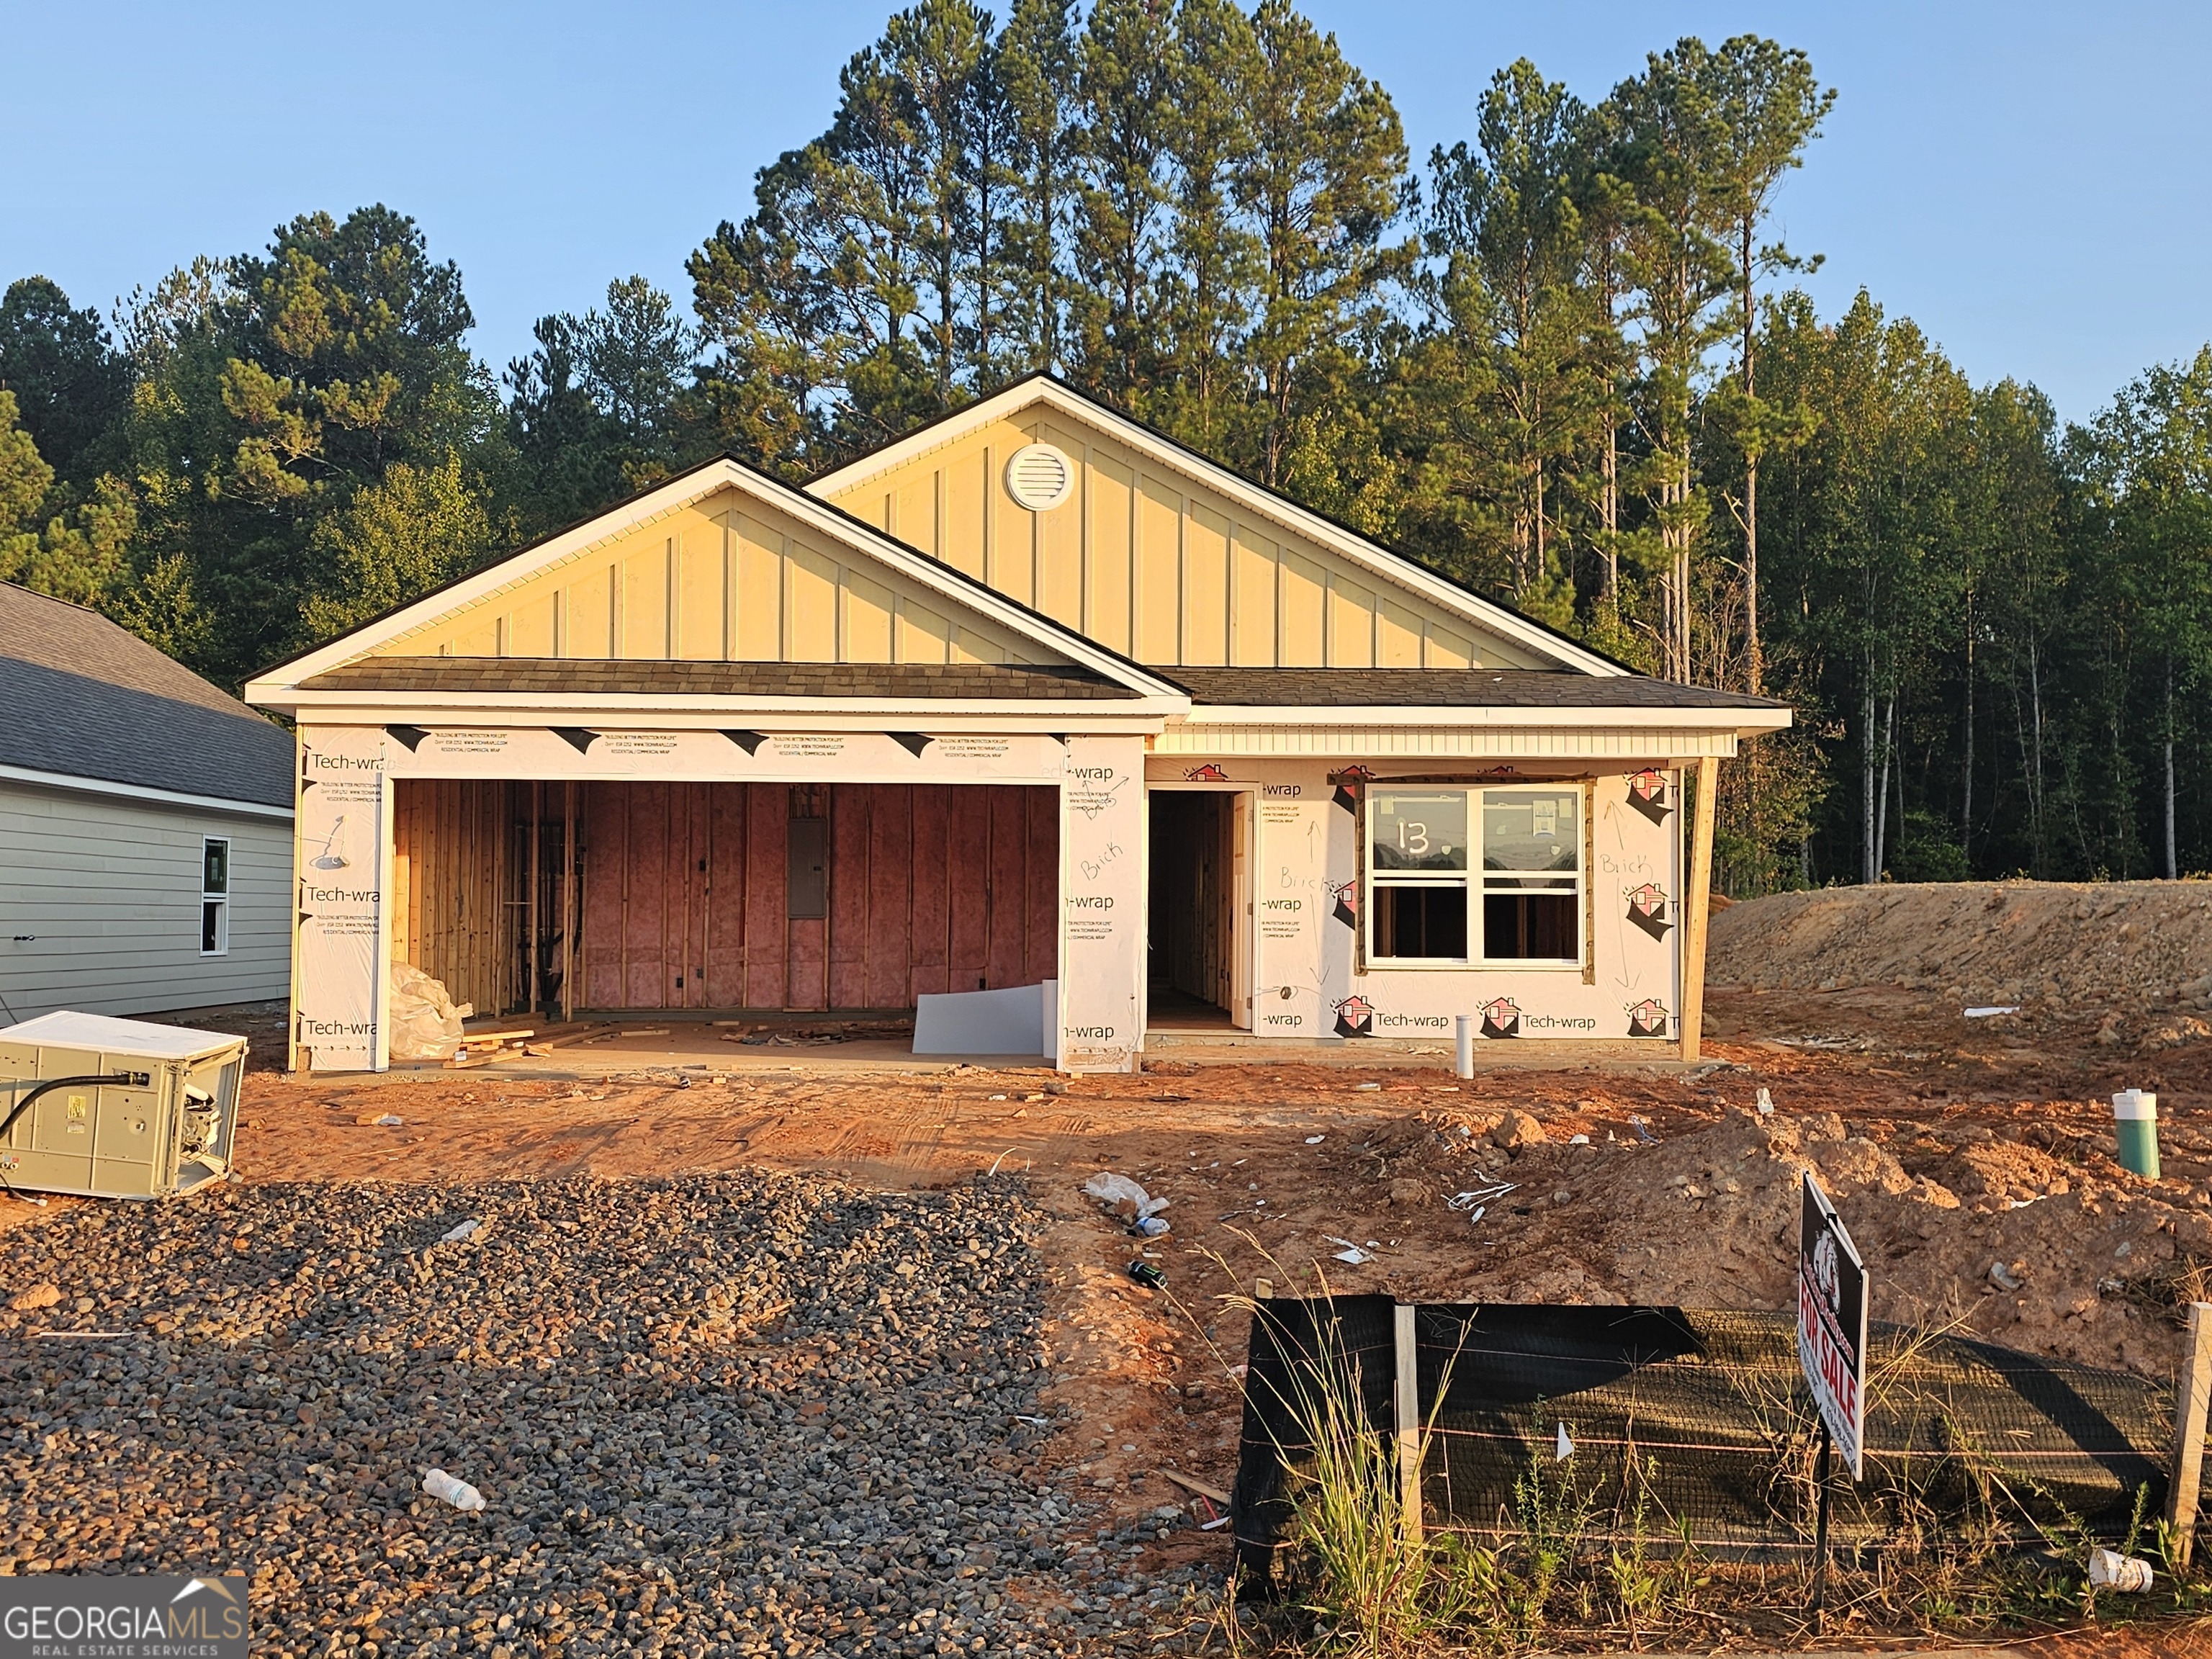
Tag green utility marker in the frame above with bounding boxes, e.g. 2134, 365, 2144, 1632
2112, 1089, 2160, 1180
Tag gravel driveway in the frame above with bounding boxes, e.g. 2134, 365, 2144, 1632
0, 1172, 1154, 1656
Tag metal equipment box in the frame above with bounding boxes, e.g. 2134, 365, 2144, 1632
0, 1011, 246, 1199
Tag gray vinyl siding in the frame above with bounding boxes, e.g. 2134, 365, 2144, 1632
0, 778, 292, 1023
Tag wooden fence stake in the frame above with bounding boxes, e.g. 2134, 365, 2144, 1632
2167, 1300, 2212, 1568
1394, 1301, 1423, 1549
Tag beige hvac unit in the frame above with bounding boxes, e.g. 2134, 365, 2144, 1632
0, 1011, 246, 1200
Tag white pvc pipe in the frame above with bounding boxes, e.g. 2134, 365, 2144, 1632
1455, 1014, 1475, 1079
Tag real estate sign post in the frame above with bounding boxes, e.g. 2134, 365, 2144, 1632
1797, 1168, 1868, 1628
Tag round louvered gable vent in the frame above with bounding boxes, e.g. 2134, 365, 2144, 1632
1004, 442, 1074, 511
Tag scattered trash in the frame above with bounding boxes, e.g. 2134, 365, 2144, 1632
1200, 1514, 1231, 1530
1568, 1133, 1590, 1146
1304, 1135, 1326, 1145
354, 1113, 404, 1128
1628, 1115, 1657, 1143
2088, 1547, 2154, 1591
1555, 1424, 1574, 1461
1324, 1235, 1372, 1264
440, 1218, 483, 1243
1755, 1087, 1775, 1115
1964, 1005, 2021, 1018
1448, 1182, 1516, 1211
1353, 1082, 1382, 1092
1463, 1207, 1485, 1224
1130, 1215, 1171, 1239
421, 1468, 486, 1511
1126, 1261, 1168, 1290
1988, 1260, 2024, 1292
1083, 1172, 1170, 1219
988, 1094, 1007, 1101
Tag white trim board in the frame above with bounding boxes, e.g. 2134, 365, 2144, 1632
806, 377, 1629, 680
0, 761, 294, 822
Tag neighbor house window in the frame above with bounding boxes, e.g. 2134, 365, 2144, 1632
200, 837, 230, 957
1367, 787, 1582, 966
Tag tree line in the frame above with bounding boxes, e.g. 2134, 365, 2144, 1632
2, 0, 2206, 890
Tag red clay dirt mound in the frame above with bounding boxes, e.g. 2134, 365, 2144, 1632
1709, 881, 2212, 1014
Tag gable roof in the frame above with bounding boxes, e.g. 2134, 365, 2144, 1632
0, 583, 294, 809
247, 449, 1187, 707
806, 372, 1632, 678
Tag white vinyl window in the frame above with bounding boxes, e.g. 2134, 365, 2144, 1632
1367, 787, 1583, 967
199, 837, 230, 957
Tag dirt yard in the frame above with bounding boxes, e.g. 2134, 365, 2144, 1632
7, 884, 2212, 1653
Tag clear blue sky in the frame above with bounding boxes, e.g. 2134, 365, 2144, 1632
2, 1, 2204, 423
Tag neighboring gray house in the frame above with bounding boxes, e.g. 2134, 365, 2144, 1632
0, 583, 293, 1022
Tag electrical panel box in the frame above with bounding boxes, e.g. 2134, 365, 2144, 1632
0, 1011, 246, 1200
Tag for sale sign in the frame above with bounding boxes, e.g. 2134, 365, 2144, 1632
1797, 1170, 1868, 1480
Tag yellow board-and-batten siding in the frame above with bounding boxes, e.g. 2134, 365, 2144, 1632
369, 490, 1053, 667
820, 411, 1552, 672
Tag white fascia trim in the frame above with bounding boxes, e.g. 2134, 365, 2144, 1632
0, 760, 294, 821
246, 460, 1186, 703
809, 380, 1630, 679
1172, 704, 1793, 734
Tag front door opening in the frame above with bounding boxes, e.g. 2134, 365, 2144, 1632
1147, 789, 1239, 1030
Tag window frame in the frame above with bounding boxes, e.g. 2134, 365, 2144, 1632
1364, 786, 1586, 971
199, 836, 231, 958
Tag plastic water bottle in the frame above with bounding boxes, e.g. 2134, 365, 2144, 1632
422, 1468, 485, 1511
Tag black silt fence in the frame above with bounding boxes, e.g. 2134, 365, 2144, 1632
1231, 1299, 2173, 1567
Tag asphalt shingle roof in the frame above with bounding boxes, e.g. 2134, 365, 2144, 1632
0, 584, 294, 808
1161, 667, 1787, 711
298, 657, 1143, 701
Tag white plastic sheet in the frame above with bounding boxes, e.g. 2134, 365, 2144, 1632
387, 962, 474, 1061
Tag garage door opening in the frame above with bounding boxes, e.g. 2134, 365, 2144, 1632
390, 778, 1058, 1019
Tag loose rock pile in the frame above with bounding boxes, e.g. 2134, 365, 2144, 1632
0, 1172, 1134, 1657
